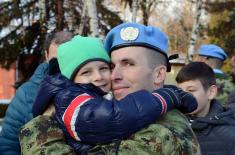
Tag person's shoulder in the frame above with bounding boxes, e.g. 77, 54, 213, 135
158, 109, 189, 125
19, 115, 75, 155
19, 115, 62, 149
20, 115, 58, 134
19, 63, 48, 90
216, 122, 235, 138
216, 77, 234, 104
117, 110, 200, 154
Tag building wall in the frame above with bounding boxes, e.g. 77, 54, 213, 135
0, 63, 16, 103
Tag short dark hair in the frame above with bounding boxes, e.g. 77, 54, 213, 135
43, 31, 73, 54
176, 62, 216, 90
144, 47, 167, 70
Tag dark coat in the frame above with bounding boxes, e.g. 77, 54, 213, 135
190, 100, 235, 155
0, 62, 48, 155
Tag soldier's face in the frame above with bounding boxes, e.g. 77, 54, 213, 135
178, 79, 217, 117
110, 46, 156, 100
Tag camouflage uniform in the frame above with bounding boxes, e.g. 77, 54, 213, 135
19, 115, 76, 155
20, 110, 200, 155
87, 110, 200, 155
215, 74, 234, 105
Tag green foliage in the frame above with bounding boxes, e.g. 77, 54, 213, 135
207, 1, 235, 56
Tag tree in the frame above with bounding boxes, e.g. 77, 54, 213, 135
132, 0, 138, 22
165, 2, 193, 54
187, 0, 207, 60
206, 0, 235, 56
0, 0, 122, 84
86, 0, 99, 37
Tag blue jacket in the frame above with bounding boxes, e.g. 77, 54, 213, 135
33, 74, 197, 154
0, 62, 48, 155
189, 100, 235, 155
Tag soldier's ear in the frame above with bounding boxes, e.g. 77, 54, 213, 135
208, 85, 217, 100
153, 65, 166, 87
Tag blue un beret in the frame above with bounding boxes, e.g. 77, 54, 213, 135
104, 22, 171, 72
199, 44, 228, 61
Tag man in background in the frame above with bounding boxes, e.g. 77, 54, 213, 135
0, 31, 73, 155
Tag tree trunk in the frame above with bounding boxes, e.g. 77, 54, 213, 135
64, 0, 73, 31
85, 0, 99, 37
77, 0, 87, 35
187, 0, 205, 60
55, 0, 64, 30
132, 0, 138, 22
39, 0, 46, 19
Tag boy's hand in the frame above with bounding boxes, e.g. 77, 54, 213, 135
163, 85, 198, 113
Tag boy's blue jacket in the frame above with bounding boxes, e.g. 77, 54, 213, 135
0, 62, 48, 155
33, 74, 197, 154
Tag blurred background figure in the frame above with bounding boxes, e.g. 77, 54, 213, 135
227, 52, 235, 117
198, 44, 227, 78
195, 44, 234, 105
0, 31, 73, 155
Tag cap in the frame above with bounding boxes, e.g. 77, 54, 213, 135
58, 35, 110, 79
104, 22, 171, 72
199, 44, 228, 61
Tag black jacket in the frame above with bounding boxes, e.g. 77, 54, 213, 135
189, 100, 235, 155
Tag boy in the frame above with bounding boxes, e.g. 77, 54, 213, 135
20, 35, 197, 154
196, 44, 233, 104
176, 61, 235, 155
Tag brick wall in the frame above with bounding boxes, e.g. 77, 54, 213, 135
0, 63, 16, 101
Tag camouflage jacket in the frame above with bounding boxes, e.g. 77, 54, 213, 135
87, 110, 200, 155
19, 115, 76, 155
19, 110, 200, 155
216, 77, 234, 105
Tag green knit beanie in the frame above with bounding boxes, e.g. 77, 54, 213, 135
57, 35, 110, 79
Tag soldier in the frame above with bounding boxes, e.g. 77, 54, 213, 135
20, 23, 201, 155
196, 44, 234, 105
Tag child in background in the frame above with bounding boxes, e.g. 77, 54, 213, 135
176, 61, 235, 155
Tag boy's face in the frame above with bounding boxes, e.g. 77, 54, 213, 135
178, 79, 216, 117
74, 61, 111, 92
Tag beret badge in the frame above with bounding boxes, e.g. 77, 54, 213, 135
120, 27, 139, 41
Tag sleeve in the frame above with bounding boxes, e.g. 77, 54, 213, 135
0, 87, 30, 155
56, 87, 187, 144
19, 115, 76, 155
